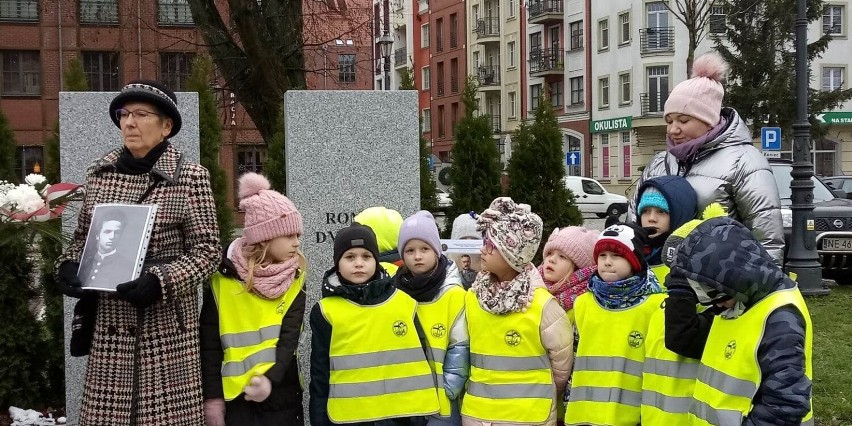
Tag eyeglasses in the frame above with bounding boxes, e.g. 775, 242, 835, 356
115, 108, 161, 122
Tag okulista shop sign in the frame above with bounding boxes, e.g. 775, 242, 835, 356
591, 116, 632, 134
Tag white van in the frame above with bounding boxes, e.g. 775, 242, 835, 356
564, 176, 629, 218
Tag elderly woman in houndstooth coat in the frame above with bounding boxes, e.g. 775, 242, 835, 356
55, 80, 221, 425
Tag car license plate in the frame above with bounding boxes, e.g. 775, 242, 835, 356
822, 238, 852, 251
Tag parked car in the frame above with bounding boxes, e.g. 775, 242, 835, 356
564, 176, 629, 218
436, 188, 452, 210
770, 160, 852, 284
823, 176, 852, 199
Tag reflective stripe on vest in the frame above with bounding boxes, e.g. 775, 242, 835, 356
319, 288, 439, 423
565, 292, 666, 426
417, 284, 466, 416
640, 302, 700, 425
690, 288, 814, 426
462, 287, 556, 424
211, 271, 304, 401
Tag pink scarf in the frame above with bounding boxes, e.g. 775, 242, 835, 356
230, 238, 300, 299
538, 265, 596, 311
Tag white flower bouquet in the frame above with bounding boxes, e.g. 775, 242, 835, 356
0, 174, 81, 247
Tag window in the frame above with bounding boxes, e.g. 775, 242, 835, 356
619, 72, 631, 104
79, 0, 118, 24
450, 58, 459, 93
823, 5, 844, 35
236, 145, 266, 182
645, 2, 671, 50
473, 5, 479, 23
530, 84, 542, 110
421, 24, 430, 48
436, 18, 444, 52
599, 76, 610, 108
599, 19, 609, 50
338, 54, 356, 83
550, 81, 563, 107
422, 109, 431, 133
508, 91, 516, 117
438, 105, 445, 137
600, 134, 610, 179
0, 0, 37, 21
159, 52, 194, 91
422, 66, 430, 90
1, 50, 40, 96
437, 61, 444, 95
158, 0, 193, 25
15, 146, 43, 182
619, 12, 630, 44
451, 102, 459, 135
570, 21, 583, 50
823, 67, 845, 91
450, 13, 458, 48
582, 179, 604, 195
569, 76, 583, 105
621, 131, 631, 178
82, 52, 120, 91
709, 5, 726, 34
508, 0, 515, 17
647, 65, 669, 113
508, 41, 516, 67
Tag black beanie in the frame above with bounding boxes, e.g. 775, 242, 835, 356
334, 224, 381, 267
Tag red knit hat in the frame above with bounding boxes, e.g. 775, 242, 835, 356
238, 173, 303, 245
593, 223, 649, 273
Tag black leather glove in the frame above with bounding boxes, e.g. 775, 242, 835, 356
116, 273, 163, 309
56, 261, 87, 298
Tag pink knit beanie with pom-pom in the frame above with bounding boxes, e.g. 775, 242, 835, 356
664, 52, 729, 126
238, 172, 303, 244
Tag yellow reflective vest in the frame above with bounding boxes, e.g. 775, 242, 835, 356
462, 287, 556, 424
690, 288, 814, 426
650, 264, 670, 288
640, 299, 700, 425
318, 288, 440, 423
210, 271, 304, 401
417, 284, 467, 417
565, 291, 666, 426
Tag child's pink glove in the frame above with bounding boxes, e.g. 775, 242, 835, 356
203, 398, 225, 426
243, 375, 272, 402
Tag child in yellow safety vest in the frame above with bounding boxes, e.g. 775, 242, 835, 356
565, 222, 665, 426
662, 216, 813, 425
309, 223, 440, 425
462, 197, 573, 426
200, 172, 307, 426
394, 210, 468, 426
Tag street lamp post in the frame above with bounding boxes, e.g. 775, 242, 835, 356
786, 0, 830, 295
377, 30, 393, 90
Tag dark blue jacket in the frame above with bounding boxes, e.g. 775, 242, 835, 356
666, 217, 811, 425
635, 175, 698, 265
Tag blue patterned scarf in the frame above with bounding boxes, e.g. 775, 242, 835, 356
588, 271, 663, 309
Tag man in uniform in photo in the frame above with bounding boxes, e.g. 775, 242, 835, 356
79, 210, 134, 290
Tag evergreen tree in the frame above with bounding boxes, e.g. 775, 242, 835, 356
187, 55, 235, 242
715, 0, 852, 141
507, 97, 582, 260
399, 66, 416, 91
445, 76, 502, 235
0, 111, 16, 183
265, 108, 287, 193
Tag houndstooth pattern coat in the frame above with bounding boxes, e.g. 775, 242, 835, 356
58, 144, 221, 425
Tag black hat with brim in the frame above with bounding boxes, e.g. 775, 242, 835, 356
109, 80, 182, 138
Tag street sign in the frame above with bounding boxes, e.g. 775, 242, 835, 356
566, 151, 581, 166
761, 127, 782, 151
815, 112, 852, 124
763, 151, 781, 159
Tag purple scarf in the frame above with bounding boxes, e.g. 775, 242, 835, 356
667, 116, 729, 163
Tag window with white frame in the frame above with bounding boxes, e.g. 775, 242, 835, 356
422, 66, 430, 90
551, 81, 563, 107
823, 67, 845, 91
509, 91, 516, 117
570, 76, 583, 105
422, 109, 431, 133
599, 77, 610, 108
619, 72, 631, 104
338, 54, 356, 83
508, 0, 515, 17
422, 24, 430, 48
570, 21, 583, 50
508, 41, 515, 67
823, 5, 844, 35
619, 12, 630, 44
531, 84, 542, 110
621, 131, 631, 178
599, 19, 609, 50
600, 133, 610, 179
709, 5, 726, 34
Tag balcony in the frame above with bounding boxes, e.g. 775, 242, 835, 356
529, 48, 564, 76
394, 47, 407, 68
527, 0, 562, 25
476, 65, 501, 89
639, 27, 674, 54
0, 0, 38, 22
486, 114, 501, 133
640, 92, 668, 116
79, 0, 118, 24
475, 17, 500, 42
437, 80, 445, 96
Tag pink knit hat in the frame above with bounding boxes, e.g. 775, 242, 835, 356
543, 227, 598, 269
238, 173, 303, 245
664, 52, 729, 126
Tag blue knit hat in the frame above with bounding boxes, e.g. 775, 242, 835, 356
638, 187, 669, 214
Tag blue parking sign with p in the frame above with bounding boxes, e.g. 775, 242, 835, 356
761, 127, 782, 151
